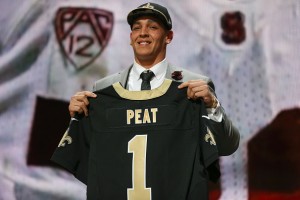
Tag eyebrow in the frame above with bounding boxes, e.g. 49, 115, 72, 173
133, 18, 160, 25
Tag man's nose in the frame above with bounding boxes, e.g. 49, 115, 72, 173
139, 27, 149, 37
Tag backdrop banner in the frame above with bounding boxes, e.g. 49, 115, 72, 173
0, 0, 299, 199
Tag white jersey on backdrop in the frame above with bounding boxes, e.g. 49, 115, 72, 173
263, 0, 300, 114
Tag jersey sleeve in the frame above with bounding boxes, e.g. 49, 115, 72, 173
51, 115, 90, 184
198, 100, 220, 182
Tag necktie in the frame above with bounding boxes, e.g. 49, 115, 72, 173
140, 70, 154, 90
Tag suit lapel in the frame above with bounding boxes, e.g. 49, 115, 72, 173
119, 65, 133, 89
166, 64, 183, 82
166, 64, 176, 80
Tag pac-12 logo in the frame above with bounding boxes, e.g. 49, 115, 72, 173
55, 7, 113, 71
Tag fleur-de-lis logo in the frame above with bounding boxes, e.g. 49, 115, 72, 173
58, 129, 72, 147
142, 3, 154, 9
205, 127, 216, 146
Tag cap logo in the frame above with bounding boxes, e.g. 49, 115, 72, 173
167, 19, 171, 25
141, 3, 154, 9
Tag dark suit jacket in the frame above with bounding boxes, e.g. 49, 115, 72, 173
93, 64, 240, 156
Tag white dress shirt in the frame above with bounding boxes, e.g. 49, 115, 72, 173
127, 59, 167, 91
127, 59, 222, 122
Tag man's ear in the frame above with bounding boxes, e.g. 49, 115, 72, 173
166, 30, 173, 44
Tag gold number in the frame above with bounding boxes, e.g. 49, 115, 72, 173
127, 135, 151, 200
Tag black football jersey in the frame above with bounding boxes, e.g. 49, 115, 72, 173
51, 79, 219, 200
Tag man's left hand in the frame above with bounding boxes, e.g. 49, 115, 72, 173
178, 80, 217, 108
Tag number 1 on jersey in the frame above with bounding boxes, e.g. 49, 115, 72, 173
127, 135, 151, 200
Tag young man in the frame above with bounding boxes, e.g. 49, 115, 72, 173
68, 2, 240, 156
52, 2, 240, 199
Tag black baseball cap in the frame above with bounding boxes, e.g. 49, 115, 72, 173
127, 2, 172, 30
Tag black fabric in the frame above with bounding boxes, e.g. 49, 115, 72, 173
140, 70, 154, 90
51, 81, 219, 200
27, 96, 69, 167
127, 2, 172, 30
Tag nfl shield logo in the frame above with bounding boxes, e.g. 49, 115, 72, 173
55, 7, 113, 70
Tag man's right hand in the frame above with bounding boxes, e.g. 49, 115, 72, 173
69, 91, 97, 117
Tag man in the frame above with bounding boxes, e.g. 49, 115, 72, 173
68, 2, 239, 156
52, 2, 240, 199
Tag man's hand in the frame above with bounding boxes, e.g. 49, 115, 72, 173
69, 91, 97, 117
178, 80, 217, 108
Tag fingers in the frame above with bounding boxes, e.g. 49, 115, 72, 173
69, 91, 96, 117
178, 80, 202, 89
178, 81, 190, 89
78, 91, 97, 98
69, 101, 88, 117
178, 80, 215, 106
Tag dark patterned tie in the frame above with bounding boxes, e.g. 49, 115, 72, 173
140, 70, 154, 90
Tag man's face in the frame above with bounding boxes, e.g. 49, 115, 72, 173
130, 16, 173, 66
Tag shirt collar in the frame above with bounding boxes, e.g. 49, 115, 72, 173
132, 59, 168, 81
